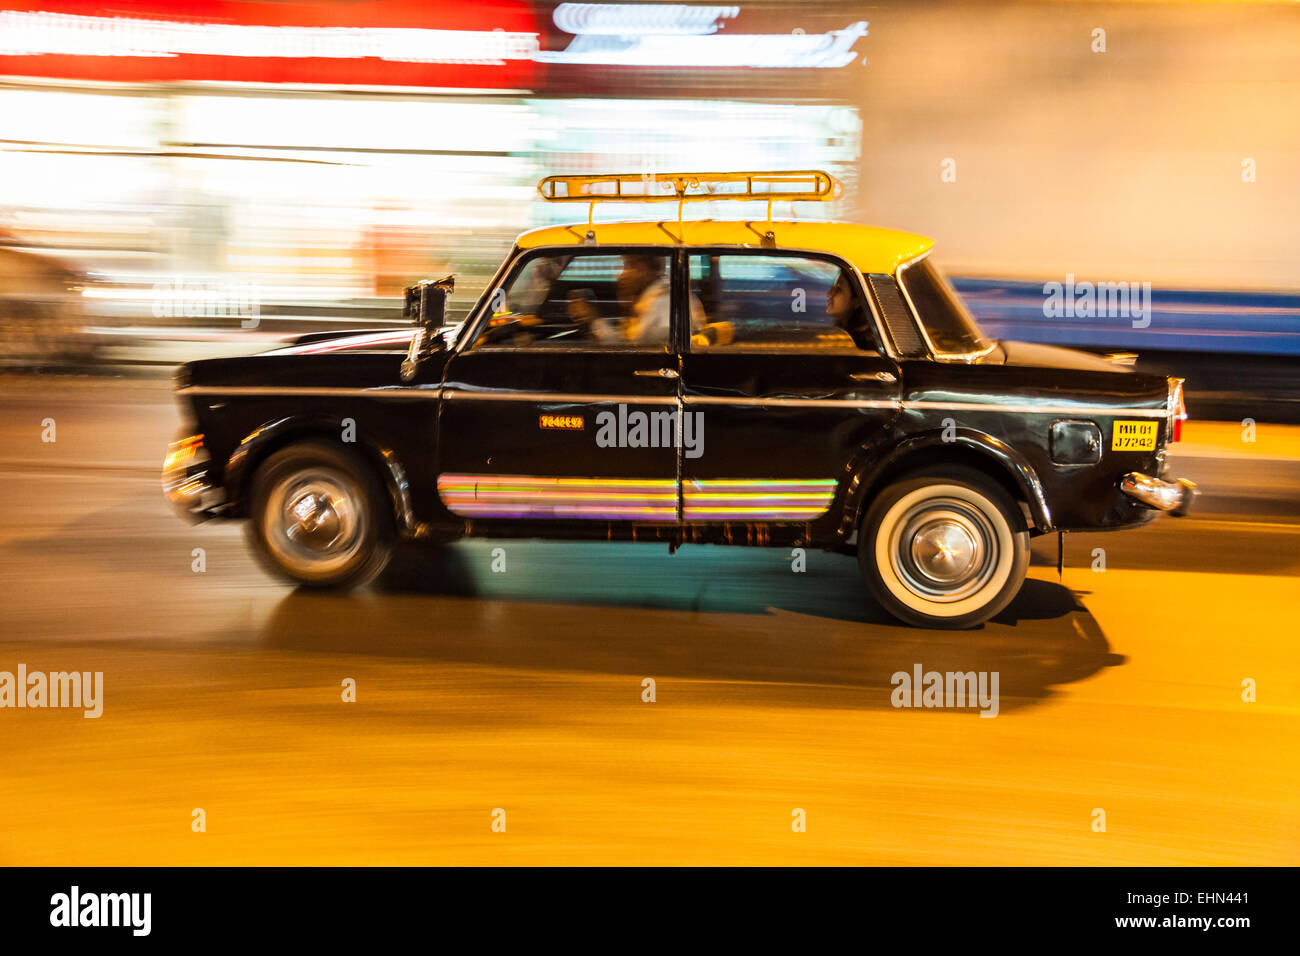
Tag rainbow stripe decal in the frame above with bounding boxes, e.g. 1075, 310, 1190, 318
437, 475, 838, 523
437, 475, 678, 522
683, 478, 837, 521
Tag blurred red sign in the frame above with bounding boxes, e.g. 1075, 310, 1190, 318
0, 0, 539, 88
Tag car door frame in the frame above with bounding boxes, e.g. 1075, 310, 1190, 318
432, 244, 687, 536
672, 244, 904, 546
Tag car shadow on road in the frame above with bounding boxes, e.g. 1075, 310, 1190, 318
258, 539, 1125, 713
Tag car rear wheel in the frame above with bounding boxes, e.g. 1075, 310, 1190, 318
248, 440, 394, 589
859, 466, 1030, 629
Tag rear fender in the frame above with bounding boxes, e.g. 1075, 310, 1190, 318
843, 428, 1052, 534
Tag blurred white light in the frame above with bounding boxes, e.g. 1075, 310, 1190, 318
554, 3, 739, 36
538, 22, 868, 68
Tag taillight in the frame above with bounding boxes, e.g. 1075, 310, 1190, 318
1170, 379, 1187, 442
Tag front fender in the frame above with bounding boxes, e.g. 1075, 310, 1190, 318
222, 414, 415, 534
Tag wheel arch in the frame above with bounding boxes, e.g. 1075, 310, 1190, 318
844, 429, 1052, 536
221, 415, 415, 534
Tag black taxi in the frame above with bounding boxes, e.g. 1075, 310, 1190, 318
163, 171, 1194, 628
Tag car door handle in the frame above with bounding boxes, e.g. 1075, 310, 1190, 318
851, 371, 896, 383
634, 368, 679, 379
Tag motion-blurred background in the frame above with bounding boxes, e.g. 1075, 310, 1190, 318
3, 1, 1299, 868
1, 0, 1297, 413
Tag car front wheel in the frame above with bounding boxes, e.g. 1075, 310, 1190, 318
859, 466, 1030, 629
248, 440, 394, 589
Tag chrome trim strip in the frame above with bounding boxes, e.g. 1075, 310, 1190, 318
178, 385, 1166, 417
684, 395, 899, 409
443, 389, 678, 405
178, 386, 443, 399
902, 400, 1168, 418
686, 394, 1164, 416
463, 346, 672, 355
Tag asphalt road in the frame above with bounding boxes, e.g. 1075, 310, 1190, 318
1, 373, 1297, 865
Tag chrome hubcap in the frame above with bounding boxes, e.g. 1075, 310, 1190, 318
265, 470, 364, 572
891, 498, 998, 602
910, 515, 982, 584
285, 488, 348, 550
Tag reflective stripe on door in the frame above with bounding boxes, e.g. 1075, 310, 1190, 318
438, 474, 837, 523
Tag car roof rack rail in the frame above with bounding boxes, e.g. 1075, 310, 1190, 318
537, 169, 841, 233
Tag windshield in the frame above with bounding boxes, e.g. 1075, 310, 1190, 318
899, 257, 993, 357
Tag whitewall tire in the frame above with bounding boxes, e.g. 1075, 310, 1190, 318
860, 466, 1030, 629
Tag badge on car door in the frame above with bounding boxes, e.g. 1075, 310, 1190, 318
1112, 420, 1158, 451
539, 414, 584, 431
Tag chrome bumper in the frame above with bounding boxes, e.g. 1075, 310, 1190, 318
1120, 472, 1197, 516
162, 433, 223, 522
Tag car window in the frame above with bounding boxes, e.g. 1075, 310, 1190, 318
898, 257, 993, 357
471, 251, 673, 348
688, 252, 876, 352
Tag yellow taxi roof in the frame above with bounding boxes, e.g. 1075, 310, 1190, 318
515, 220, 934, 276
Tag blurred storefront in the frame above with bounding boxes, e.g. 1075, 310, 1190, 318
0, 0, 869, 360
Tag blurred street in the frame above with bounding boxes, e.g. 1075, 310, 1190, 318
0, 374, 1296, 865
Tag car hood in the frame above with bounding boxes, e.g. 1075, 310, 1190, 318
265, 327, 416, 355
994, 340, 1131, 373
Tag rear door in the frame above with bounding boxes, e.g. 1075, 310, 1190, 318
678, 249, 900, 527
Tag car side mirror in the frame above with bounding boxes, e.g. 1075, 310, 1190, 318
401, 275, 454, 382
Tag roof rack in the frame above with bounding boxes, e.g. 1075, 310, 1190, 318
537, 170, 840, 232
538, 170, 837, 204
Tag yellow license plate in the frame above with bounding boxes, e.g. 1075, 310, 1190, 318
1112, 420, 1159, 451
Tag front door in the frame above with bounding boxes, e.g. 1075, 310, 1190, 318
435, 248, 682, 525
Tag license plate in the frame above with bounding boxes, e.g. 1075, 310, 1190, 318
1112, 420, 1158, 451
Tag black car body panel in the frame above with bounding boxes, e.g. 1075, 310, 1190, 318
166, 238, 1189, 556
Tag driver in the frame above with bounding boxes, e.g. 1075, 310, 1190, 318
568, 254, 704, 344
